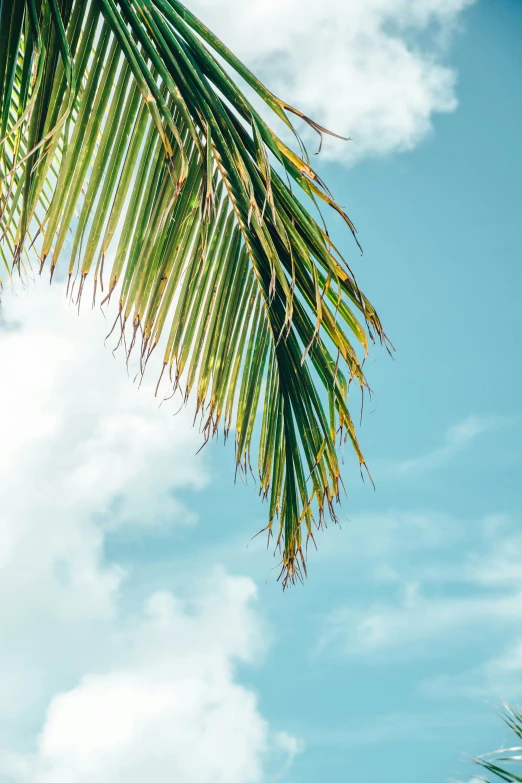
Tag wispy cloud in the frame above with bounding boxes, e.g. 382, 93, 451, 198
324, 586, 522, 658
317, 511, 522, 701
420, 642, 522, 702
388, 415, 503, 478
302, 710, 488, 748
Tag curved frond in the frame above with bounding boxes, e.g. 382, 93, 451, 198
0, 0, 390, 584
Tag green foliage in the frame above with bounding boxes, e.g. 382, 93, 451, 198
473, 706, 522, 783
0, 0, 389, 584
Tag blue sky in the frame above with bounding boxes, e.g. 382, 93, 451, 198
1, 1, 521, 782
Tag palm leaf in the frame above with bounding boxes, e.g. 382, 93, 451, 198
0, 0, 389, 585
472, 706, 522, 783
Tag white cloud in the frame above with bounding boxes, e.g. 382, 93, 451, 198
0, 283, 208, 530
2, 571, 297, 783
0, 285, 208, 717
0, 285, 299, 781
191, 0, 476, 163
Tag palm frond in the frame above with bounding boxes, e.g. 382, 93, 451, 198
0, 0, 389, 584
473, 706, 522, 783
